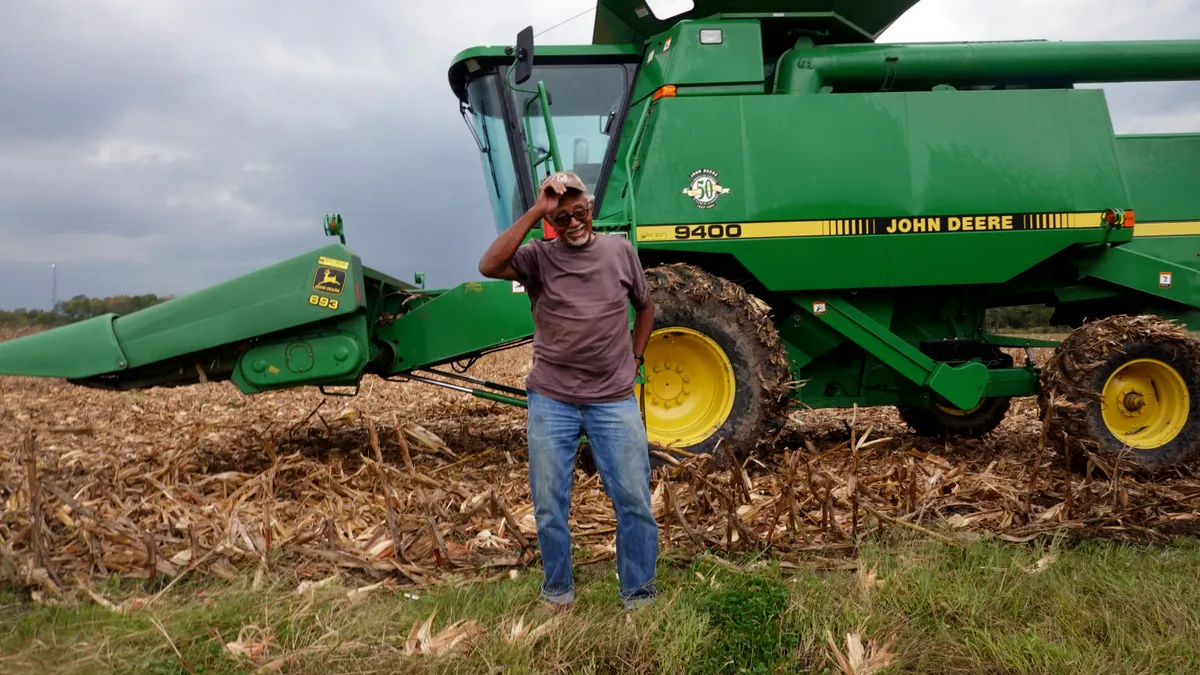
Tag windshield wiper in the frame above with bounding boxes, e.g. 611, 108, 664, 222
460, 100, 487, 152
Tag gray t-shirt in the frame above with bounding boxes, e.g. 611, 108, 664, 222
511, 234, 649, 404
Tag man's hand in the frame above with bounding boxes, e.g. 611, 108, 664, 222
478, 175, 565, 280
533, 174, 568, 219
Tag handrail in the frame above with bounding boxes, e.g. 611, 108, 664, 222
522, 85, 563, 178
507, 60, 563, 186
622, 98, 654, 241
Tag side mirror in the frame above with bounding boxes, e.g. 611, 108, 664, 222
514, 26, 534, 85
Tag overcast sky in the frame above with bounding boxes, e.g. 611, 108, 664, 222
1, 0, 1197, 310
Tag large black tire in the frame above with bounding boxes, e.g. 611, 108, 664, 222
897, 397, 1012, 439
640, 264, 793, 466
897, 350, 1013, 438
1038, 314, 1200, 474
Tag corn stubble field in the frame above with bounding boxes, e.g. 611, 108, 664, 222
4, 327, 1200, 674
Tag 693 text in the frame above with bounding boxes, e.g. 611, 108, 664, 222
309, 294, 340, 310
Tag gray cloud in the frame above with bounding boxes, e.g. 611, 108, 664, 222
0, 0, 1197, 309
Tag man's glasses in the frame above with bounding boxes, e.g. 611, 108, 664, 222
547, 205, 591, 229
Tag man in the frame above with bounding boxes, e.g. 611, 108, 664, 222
478, 171, 659, 611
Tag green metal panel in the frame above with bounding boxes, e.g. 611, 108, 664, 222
632, 89, 1129, 225
774, 283, 1042, 410
984, 368, 1041, 399
0, 314, 128, 378
793, 363, 1036, 409
1120, 236, 1200, 277
0, 244, 363, 379
1116, 134, 1200, 223
902, 89, 1132, 213
788, 294, 989, 410
677, 229, 1123, 291
599, 97, 658, 222
1073, 246, 1200, 310
232, 324, 371, 393
632, 21, 765, 104
1107, 134, 1200, 299
629, 88, 1133, 289
111, 244, 362, 369
379, 279, 535, 371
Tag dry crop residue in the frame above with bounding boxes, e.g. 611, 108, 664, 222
2, 328, 1200, 599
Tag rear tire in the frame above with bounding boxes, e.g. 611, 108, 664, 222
1039, 314, 1200, 473
640, 264, 793, 465
898, 397, 1012, 439
897, 350, 1013, 438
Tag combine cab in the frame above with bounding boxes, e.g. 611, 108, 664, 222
4, 0, 1200, 473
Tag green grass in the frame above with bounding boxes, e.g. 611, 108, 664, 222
4, 532, 1200, 673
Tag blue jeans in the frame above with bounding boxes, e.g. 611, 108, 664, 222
526, 390, 659, 607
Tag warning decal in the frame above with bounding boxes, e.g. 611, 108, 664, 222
318, 256, 350, 270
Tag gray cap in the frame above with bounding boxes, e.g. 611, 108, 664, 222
542, 171, 589, 197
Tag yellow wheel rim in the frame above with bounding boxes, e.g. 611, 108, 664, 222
636, 327, 736, 448
1100, 358, 1190, 450
935, 400, 985, 417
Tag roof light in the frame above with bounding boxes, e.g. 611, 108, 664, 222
699, 29, 723, 44
645, 0, 694, 21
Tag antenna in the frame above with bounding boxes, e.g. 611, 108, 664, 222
51, 263, 57, 309
535, 5, 596, 38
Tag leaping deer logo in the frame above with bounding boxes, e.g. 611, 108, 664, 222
322, 269, 342, 286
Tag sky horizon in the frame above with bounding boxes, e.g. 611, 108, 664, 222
1, 0, 1197, 310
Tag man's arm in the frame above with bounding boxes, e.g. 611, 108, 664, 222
632, 294, 654, 360
477, 208, 543, 280
625, 241, 655, 359
478, 177, 565, 280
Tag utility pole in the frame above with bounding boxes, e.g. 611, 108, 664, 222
51, 263, 57, 310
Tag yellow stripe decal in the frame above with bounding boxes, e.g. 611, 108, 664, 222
1132, 221, 1200, 237
636, 212, 1107, 242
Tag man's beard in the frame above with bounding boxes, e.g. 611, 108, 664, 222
562, 223, 594, 247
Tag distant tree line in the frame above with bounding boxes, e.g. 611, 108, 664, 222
0, 294, 171, 329
985, 304, 1063, 332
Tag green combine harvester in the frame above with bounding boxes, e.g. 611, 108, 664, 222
4, 0, 1200, 473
